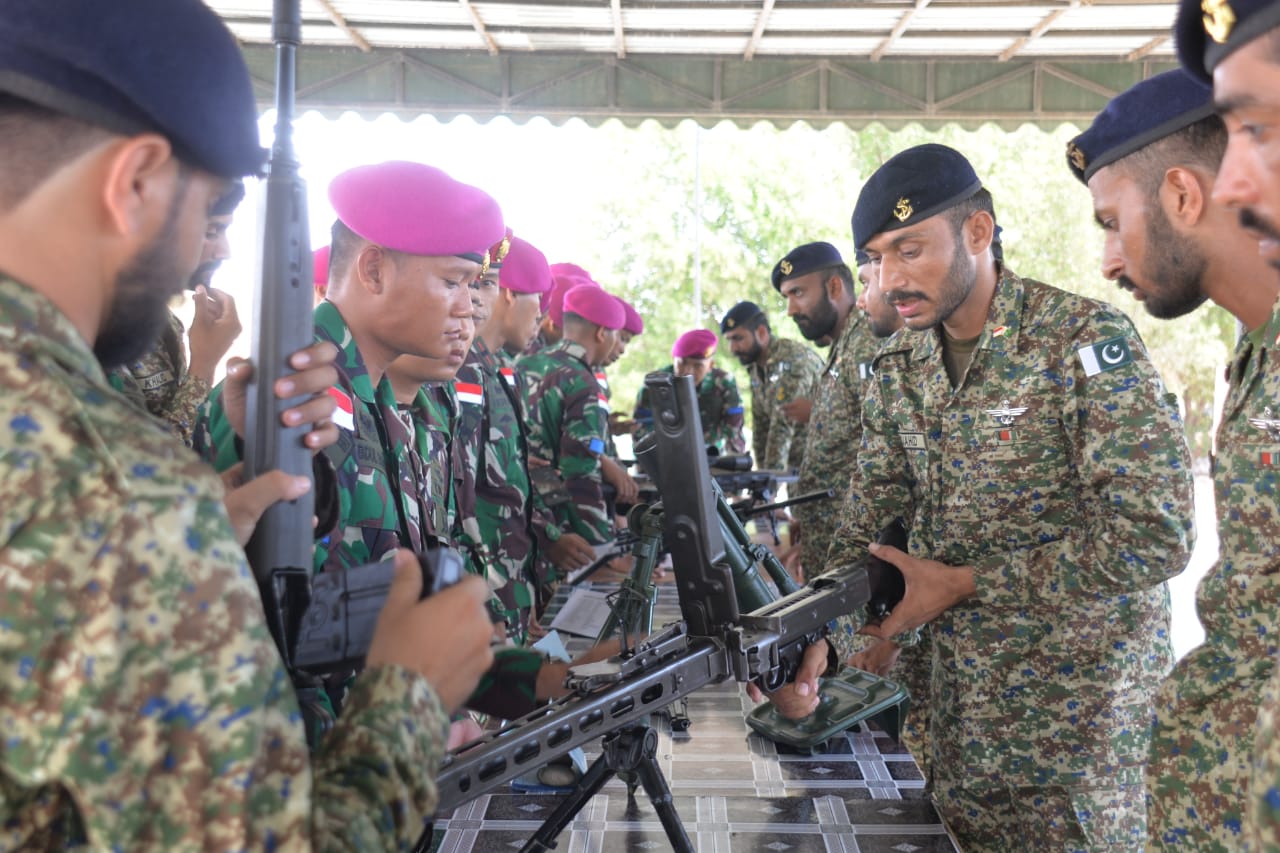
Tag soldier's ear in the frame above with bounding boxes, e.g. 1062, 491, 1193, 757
354, 244, 388, 295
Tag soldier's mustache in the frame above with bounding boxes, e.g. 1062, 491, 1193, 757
1115, 276, 1138, 294
1240, 207, 1280, 243
886, 290, 928, 306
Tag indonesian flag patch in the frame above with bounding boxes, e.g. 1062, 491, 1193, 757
1077, 336, 1133, 377
327, 386, 355, 432
456, 381, 484, 406
499, 366, 518, 387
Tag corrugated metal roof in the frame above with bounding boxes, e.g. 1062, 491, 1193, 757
217, 1, 1181, 127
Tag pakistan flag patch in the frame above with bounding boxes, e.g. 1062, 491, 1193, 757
1077, 336, 1133, 377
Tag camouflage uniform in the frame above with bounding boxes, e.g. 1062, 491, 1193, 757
521, 340, 613, 547
634, 365, 747, 456
107, 310, 209, 447
827, 268, 1194, 851
0, 277, 450, 849
453, 339, 535, 640
201, 302, 544, 717
1162, 298, 1280, 853
746, 335, 823, 471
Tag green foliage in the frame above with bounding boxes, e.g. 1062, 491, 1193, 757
572, 119, 1234, 461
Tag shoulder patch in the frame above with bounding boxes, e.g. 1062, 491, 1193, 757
327, 386, 355, 431
1077, 336, 1133, 377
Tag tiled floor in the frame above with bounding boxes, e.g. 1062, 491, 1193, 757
431, 581, 960, 853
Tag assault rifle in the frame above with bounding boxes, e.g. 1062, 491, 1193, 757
432, 372, 890, 851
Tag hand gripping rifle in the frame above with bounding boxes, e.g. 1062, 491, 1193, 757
243, 1, 466, 735
432, 372, 887, 852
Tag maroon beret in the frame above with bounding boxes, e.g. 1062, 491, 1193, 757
499, 236, 553, 296
563, 285, 625, 330
621, 300, 644, 335
312, 245, 330, 289
548, 273, 598, 325
328, 161, 504, 262
672, 328, 718, 359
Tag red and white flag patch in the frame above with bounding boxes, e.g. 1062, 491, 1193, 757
327, 386, 355, 432
499, 366, 517, 388
456, 381, 484, 406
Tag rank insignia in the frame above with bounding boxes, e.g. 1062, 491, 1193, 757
1249, 407, 1280, 441
984, 399, 1028, 426
1202, 0, 1236, 43
1077, 335, 1133, 377
780, 260, 793, 275
1067, 142, 1087, 172
894, 197, 913, 222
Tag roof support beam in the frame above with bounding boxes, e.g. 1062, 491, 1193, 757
871, 0, 931, 62
310, 0, 372, 53
458, 0, 500, 56
1127, 35, 1168, 61
611, 0, 626, 58
744, 0, 776, 61
999, 0, 1079, 62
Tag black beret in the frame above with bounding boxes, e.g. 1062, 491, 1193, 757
1177, 0, 1280, 83
0, 0, 264, 178
851, 144, 983, 251
720, 300, 766, 332
211, 180, 247, 217
854, 249, 871, 266
771, 241, 845, 292
1067, 70, 1214, 185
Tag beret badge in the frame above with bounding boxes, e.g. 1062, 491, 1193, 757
726, 318, 736, 328
1202, 0, 1236, 42
779, 260, 793, 275
894, 197, 913, 222
1067, 142, 1087, 172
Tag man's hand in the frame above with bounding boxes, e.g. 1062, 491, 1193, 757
745, 639, 828, 719
547, 532, 595, 572
222, 341, 339, 453
219, 464, 311, 546
187, 286, 242, 385
780, 398, 813, 424
850, 638, 902, 677
858, 544, 976, 641
600, 456, 639, 504
366, 551, 495, 714
778, 542, 804, 584
536, 638, 624, 701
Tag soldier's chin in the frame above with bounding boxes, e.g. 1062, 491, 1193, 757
95, 299, 170, 368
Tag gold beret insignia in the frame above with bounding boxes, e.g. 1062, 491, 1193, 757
893, 197, 913, 222
1202, 0, 1236, 43
780, 259, 793, 276
495, 235, 511, 264
1067, 142, 1086, 172
726, 318, 736, 328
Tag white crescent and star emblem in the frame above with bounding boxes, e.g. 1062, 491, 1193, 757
1249, 406, 1280, 441
983, 399, 1028, 426
1101, 342, 1127, 365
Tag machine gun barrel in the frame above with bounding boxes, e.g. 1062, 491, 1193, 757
740, 488, 835, 519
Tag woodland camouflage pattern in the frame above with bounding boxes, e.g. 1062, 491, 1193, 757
828, 267, 1194, 851
1190, 297, 1280, 853
108, 310, 210, 447
521, 340, 613, 546
452, 338, 535, 641
746, 335, 823, 471
633, 365, 747, 456
0, 278, 451, 849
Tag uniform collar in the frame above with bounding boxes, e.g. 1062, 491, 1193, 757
553, 339, 593, 368
314, 300, 379, 404
901, 264, 1026, 364
0, 276, 110, 388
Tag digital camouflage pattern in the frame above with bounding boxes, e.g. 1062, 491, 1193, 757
453, 339, 535, 641
828, 267, 1194, 851
0, 278, 450, 850
1170, 297, 1280, 853
794, 310, 882, 574
633, 365, 747, 456
746, 335, 823, 471
521, 340, 613, 546
107, 310, 210, 447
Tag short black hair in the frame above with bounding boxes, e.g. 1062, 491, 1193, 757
943, 187, 997, 238
1113, 114, 1228, 194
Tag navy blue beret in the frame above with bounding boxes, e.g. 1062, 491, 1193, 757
771, 241, 846, 291
0, 0, 264, 178
1177, 0, 1280, 82
1067, 69, 1214, 185
720, 300, 766, 332
854, 249, 871, 266
852, 144, 983, 250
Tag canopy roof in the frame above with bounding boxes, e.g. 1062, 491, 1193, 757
215, 1, 1181, 128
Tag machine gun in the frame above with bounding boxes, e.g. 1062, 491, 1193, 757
433, 372, 898, 851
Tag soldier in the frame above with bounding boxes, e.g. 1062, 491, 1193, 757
720, 299, 823, 471
830, 143, 1195, 850
108, 179, 243, 445
0, 0, 500, 847
522, 285, 625, 561
634, 329, 748, 456
1174, 2, 1280, 847
526, 262, 593, 354
1067, 69, 1280, 851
